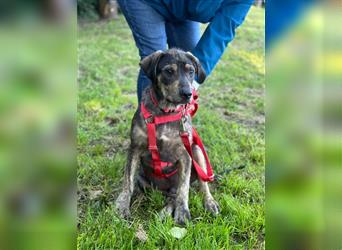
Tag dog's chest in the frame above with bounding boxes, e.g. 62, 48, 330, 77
139, 114, 192, 164
157, 114, 192, 149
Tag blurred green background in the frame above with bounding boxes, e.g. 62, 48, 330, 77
267, 3, 342, 249
0, 1, 76, 250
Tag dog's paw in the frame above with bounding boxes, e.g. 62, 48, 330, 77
204, 198, 220, 215
174, 204, 191, 225
115, 192, 131, 219
159, 204, 174, 220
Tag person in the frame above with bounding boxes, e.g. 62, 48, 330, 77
117, 0, 254, 102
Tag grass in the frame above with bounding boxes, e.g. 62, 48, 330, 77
77, 6, 265, 249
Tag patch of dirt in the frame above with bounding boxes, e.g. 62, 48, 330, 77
121, 90, 136, 97
77, 186, 118, 227
89, 135, 130, 158
118, 66, 132, 76
244, 87, 265, 98
104, 116, 120, 126
122, 103, 134, 110
223, 109, 264, 129
219, 87, 265, 130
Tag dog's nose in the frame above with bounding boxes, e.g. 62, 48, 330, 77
181, 91, 192, 100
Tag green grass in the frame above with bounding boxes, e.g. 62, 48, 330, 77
78, 6, 265, 249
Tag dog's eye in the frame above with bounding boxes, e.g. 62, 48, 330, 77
189, 70, 195, 77
166, 69, 174, 75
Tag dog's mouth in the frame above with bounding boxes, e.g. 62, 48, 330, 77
166, 96, 191, 105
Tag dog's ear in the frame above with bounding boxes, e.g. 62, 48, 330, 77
186, 52, 206, 84
139, 50, 164, 81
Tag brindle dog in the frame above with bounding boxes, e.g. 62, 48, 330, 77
115, 48, 219, 225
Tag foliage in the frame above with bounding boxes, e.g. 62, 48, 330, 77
77, 0, 99, 20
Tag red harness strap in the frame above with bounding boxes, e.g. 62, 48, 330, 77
180, 128, 214, 182
140, 90, 214, 182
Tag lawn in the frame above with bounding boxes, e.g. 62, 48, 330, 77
77, 6, 265, 249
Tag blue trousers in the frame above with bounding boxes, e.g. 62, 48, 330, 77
117, 0, 200, 103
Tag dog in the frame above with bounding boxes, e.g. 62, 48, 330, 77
115, 48, 219, 225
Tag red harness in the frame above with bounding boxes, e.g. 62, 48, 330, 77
140, 89, 214, 182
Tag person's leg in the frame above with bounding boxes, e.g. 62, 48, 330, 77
117, 0, 167, 102
165, 20, 201, 51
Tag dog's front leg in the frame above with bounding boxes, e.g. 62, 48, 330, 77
174, 153, 192, 225
192, 145, 220, 215
115, 146, 140, 218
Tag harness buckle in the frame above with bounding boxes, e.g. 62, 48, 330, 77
179, 114, 187, 133
144, 116, 153, 123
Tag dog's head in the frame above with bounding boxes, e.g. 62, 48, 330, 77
139, 49, 206, 105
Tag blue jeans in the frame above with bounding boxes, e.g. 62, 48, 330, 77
117, 0, 200, 103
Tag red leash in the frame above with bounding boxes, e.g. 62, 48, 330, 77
140, 89, 214, 182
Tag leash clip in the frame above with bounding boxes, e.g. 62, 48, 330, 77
144, 116, 153, 124
179, 115, 187, 134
